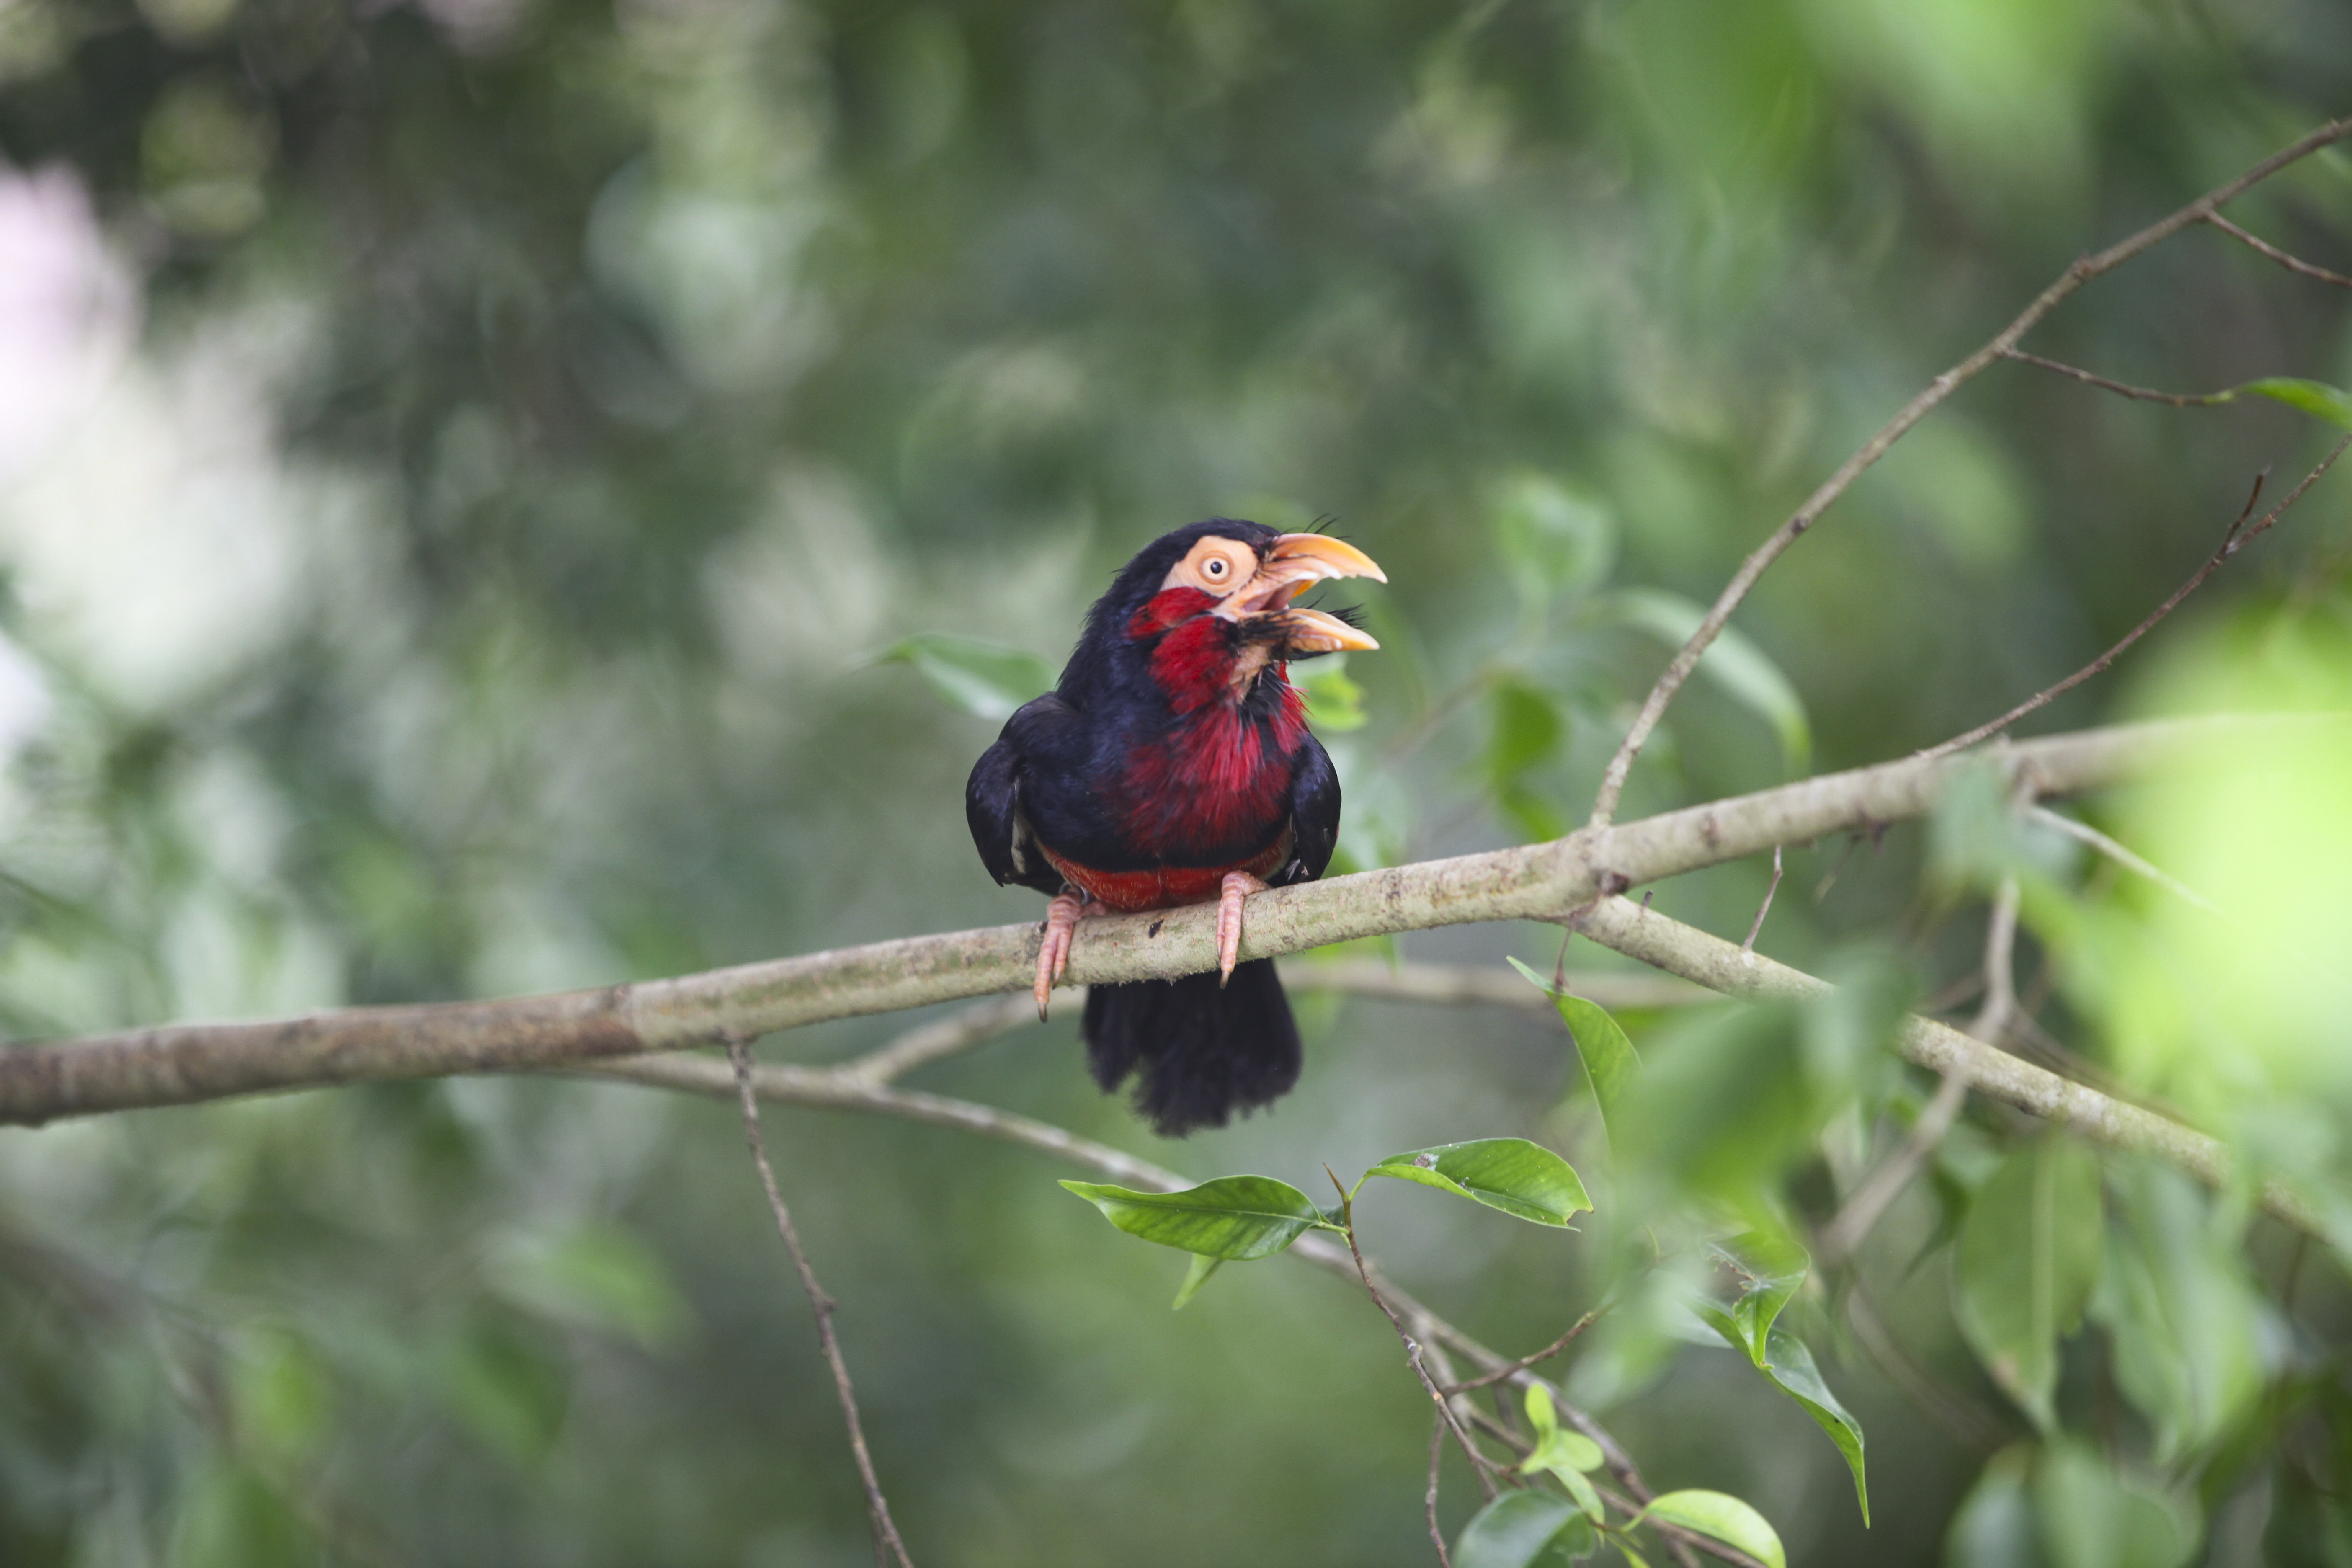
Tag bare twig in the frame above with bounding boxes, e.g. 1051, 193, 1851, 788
722, 1034, 915, 1568
840, 993, 1038, 1083
2206, 211, 2352, 290
1585, 114, 2352, 828
2000, 347, 2247, 407
2026, 805, 2219, 913
1916, 439, 2349, 763
1328, 1168, 1498, 1499
1740, 846, 1784, 957
1443, 1309, 1603, 1395
1818, 878, 2020, 1263
0, 715, 2277, 1127
1426, 1416, 1455, 1568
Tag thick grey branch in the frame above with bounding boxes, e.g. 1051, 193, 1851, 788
0, 714, 2311, 1126
1569, 895, 2326, 1236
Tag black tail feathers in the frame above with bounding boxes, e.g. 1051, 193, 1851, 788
1081, 959, 1301, 1137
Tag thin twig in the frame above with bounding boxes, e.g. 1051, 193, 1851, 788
2000, 347, 2245, 407
1740, 847, 1783, 957
1838, 1276, 2008, 1452
722, 1034, 915, 1568
1585, 114, 2352, 828
2205, 211, 2352, 290
1426, 1416, 1455, 1568
2026, 805, 2219, 913
1328, 1168, 1499, 1500
1443, 1309, 1603, 1395
1916, 440, 2348, 762
1818, 878, 2020, 1263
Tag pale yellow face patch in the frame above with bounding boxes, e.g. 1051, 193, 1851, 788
1159, 536, 1258, 598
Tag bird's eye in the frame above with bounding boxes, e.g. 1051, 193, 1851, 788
1203, 558, 1229, 580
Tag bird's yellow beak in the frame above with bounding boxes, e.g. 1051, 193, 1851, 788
1214, 534, 1385, 653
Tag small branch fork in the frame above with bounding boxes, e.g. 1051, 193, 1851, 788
1584, 114, 2352, 829
2205, 211, 2352, 290
722, 1033, 915, 1568
1328, 1168, 1501, 1503
1916, 434, 2351, 763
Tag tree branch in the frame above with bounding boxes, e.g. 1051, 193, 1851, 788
1567, 895, 2327, 1236
2205, 211, 2352, 290
1915, 437, 2347, 762
0, 715, 2292, 1126
721, 1036, 914, 1568
1583, 114, 2352, 828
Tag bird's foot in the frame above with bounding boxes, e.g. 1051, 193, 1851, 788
1216, 872, 1270, 988
1036, 889, 1107, 1019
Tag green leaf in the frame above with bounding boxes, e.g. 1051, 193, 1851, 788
1456, 1491, 1591, 1568
875, 633, 1053, 722
1636, 1491, 1786, 1568
1511, 957, 1643, 1135
1059, 1175, 1333, 1260
1612, 589, 1812, 777
1364, 1137, 1592, 1226
1953, 1138, 2104, 1432
1171, 1252, 1222, 1310
2236, 377, 2352, 431
1756, 1328, 1870, 1525
1693, 1235, 1869, 1524
1942, 1446, 2040, 1568
1297, 652, 1367, 731
1703, 1230, 1810, 1362
1520, 1382, 1608, 1491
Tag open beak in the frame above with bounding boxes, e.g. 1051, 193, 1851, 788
1215, 533, 1386, 654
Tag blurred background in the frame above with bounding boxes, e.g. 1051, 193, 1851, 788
0, 1, 2349, 1563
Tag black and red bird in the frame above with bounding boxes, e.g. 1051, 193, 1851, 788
965, 521, 1385, 1136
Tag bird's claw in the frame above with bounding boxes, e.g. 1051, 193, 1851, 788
1036, 890, 1106, 1019
1216, 872, 1270, 988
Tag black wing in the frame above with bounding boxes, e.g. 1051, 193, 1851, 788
1274, 731, 1341, 886
965, 696, 1076, 897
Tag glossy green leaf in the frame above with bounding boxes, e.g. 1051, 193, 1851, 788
1365, 1137, 1591, 1226
1456, 1491, 1591, 1568
1511, 957, 1642, 1134
1171, 1252, 1221, 1310
1612, 590, 1811, 777
1520, 1381, 1608, 1485
1059, 1176, 1333, 1260
1954, 1138, 2104, 1431
1702, 1230, 1810, 1362
1298, 652, 1367, 731
1694, 1235, 1869, 1523
1755, 1328, 1870, 1524
2236, 377, 2352, 431
1637, 1491, 1785, 1568
875, 632, 1053, 722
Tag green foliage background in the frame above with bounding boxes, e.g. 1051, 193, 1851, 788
0, 0, 2349, 1563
